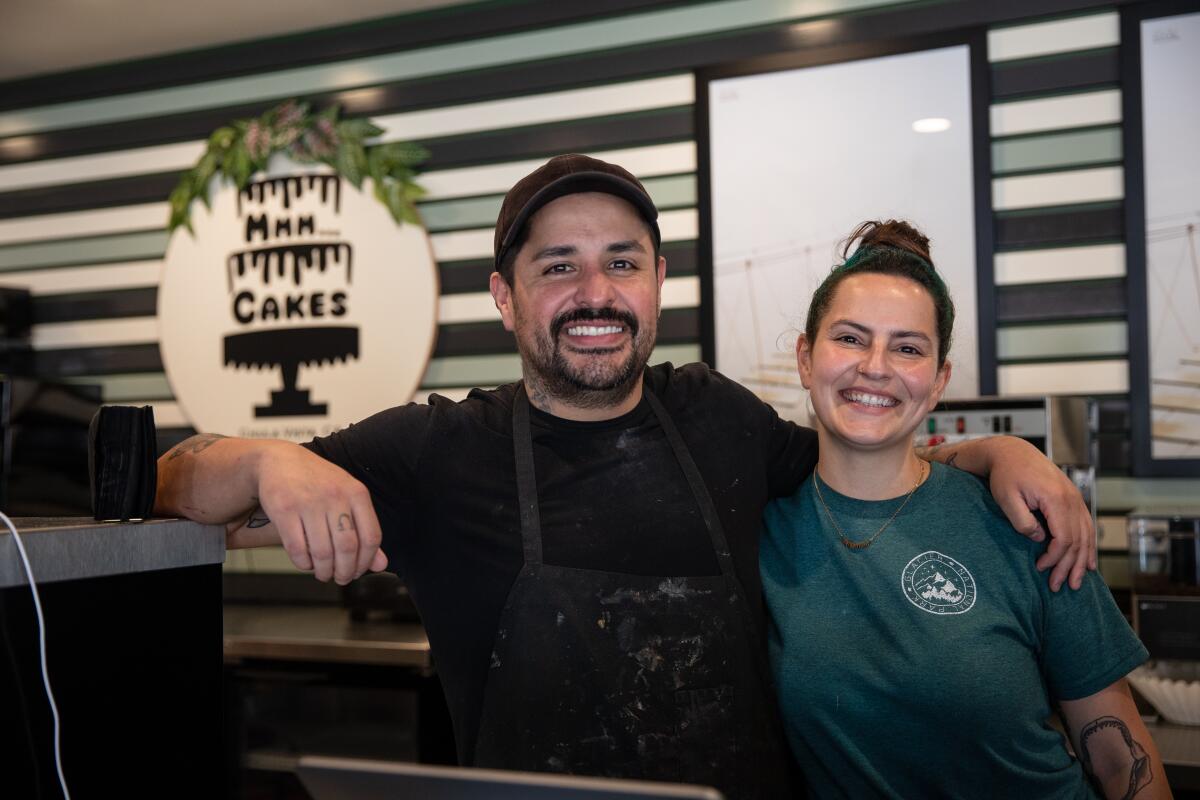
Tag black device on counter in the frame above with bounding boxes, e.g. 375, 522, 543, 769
88, 405, 157, 521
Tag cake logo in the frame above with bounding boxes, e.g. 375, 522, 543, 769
159, 162, 438, 442
901, 551, 977, 616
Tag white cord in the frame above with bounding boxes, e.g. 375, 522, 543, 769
2, 510, 71, 800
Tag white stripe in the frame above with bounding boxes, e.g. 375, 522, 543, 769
994, 243, 1125, 285
0, 141, 204, 193
430, 208, 698, 262
420, 142, 697, 201
0, 203, 166, 246
113, 400, 188, 429
988, 12, 1119, 63
430, 228, 495, 263
661, 275, 700, 308
436, 275, 700, 324
437, 292, 501, 323
998, 359, 1128, 395
32, 316, 159, 349
375, 74, 693, 142
0, 260, 162, 294
991, 89, 1121, 137
992, 166, 1123, 211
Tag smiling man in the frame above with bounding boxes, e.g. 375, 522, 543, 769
156, 154, 1098, 799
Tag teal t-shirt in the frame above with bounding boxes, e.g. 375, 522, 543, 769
760, 462, 1147, 800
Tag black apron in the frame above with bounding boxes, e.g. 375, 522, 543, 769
471, 383, 795, 799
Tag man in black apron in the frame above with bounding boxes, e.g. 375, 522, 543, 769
156, 155, 1098, 799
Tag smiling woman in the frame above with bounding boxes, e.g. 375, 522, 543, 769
760, 220, 1170, 800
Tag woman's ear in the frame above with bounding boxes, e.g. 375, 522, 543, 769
928, 359, 953, 410
796, 334, 814, 390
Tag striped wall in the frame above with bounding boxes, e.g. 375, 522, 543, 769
1, 0, 1196, 527
985, 10, 1133, 487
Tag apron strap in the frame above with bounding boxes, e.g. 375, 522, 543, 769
643, 387, 770, 662
644, 390, 737, 575
511, 385, 544, 567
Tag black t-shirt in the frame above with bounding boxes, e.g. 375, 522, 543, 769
305, 362, 818, 758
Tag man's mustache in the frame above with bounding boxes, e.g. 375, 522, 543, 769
551, 307, 639, 339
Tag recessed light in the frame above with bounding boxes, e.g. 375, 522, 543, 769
912, 118, 952, 133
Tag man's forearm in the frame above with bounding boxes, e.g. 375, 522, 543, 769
914, 436, 1001, 477
154, 433, 269, 524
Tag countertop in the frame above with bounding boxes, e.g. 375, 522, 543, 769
0, 516, 224, 587
223, 604, 432, 672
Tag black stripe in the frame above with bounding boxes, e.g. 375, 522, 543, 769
990, 47, 1119, 100
996, 352, 1125, 365
0, 111, 692, 219
437, 240, 698, 295
33, 306, 702, 375
0, 172, 177, 221
994, 203, 1123, 249
1095, 393, 1131, 475
1097, 432, 1130, 473
437, 259, 497, 295
34, 343, 163, 376
32, 287, 158, 324
1, 0, 1116, 166
0, 1, 696, 111
995, 278, 1126, 323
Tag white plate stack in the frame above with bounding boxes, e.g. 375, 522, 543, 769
1128, 662, 1200, 726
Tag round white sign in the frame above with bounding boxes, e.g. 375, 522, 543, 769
159, 162, 439, 442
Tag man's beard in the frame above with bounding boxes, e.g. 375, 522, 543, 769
520, 306, 656, 409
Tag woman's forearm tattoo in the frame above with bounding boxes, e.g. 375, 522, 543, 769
1078, 715, 1153, 799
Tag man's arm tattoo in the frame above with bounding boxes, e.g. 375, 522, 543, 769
167, 433, 228, 460
914, 443, 959, 469
1078, 715, 1153, 799
246, 506, 271, 529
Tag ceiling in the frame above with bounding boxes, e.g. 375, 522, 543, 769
0, 0, 473, 83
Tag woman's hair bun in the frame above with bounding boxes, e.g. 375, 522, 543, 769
842, 220, 932, 267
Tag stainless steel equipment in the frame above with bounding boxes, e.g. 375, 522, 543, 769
916, 396, 1098, 528
1129, 508, 1200, 662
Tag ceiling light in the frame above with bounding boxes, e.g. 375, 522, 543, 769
912, 118, 951, 133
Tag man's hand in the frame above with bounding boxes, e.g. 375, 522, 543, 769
156, 435, 387, 584
985, 436, 1095, 591
918, 436, 1096, 591
251, 442, 387, 584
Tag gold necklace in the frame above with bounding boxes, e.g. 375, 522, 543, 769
813, 461, 927, 550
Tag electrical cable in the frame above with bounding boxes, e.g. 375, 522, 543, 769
1, 510, 71, 800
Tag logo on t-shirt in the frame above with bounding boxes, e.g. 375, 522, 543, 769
901, 551, 977, 615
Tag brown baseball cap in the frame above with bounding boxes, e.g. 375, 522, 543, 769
493, 153, 661, 272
